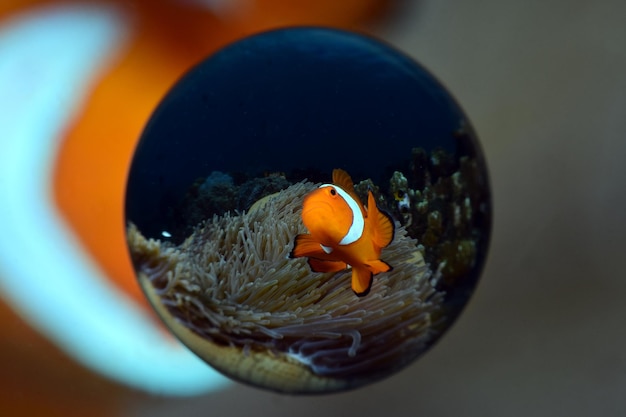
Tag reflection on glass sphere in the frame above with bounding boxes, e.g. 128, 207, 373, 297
125, 28, 491, 394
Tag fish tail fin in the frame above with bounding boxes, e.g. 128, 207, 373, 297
367, 191, 395, 248
351, 266, 373, 297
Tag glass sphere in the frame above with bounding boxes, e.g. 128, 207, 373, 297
125, 27, 491, 394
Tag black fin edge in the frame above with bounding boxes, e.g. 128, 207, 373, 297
353, 272, 373, 297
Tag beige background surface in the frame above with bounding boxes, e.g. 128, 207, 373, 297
134, 0, 626, 415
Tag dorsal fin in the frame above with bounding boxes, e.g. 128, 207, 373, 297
332, 168, 365, 214
367, 191, 395, 248
332, 168, 355, 194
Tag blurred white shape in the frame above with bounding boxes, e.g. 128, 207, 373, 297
0, 4, 228, 396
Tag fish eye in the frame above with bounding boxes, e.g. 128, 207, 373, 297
329, 188, 337, 196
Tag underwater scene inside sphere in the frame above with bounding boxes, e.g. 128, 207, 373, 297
125, 28, 491, 394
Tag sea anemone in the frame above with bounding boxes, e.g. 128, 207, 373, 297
128, 181, 445, 393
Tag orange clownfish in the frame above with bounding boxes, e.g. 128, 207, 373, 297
290, 169, 395, 296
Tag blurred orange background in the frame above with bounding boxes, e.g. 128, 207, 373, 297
0, 1, 392, 415
2, 0, 626, 416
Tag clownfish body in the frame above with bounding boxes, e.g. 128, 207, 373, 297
290, 169, 395, 296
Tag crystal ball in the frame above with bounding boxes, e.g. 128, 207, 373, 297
125, 27, 491, 394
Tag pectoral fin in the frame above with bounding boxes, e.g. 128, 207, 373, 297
290, 234, 328, 258
365, 259, 392, 274
307, 258, 348, 273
